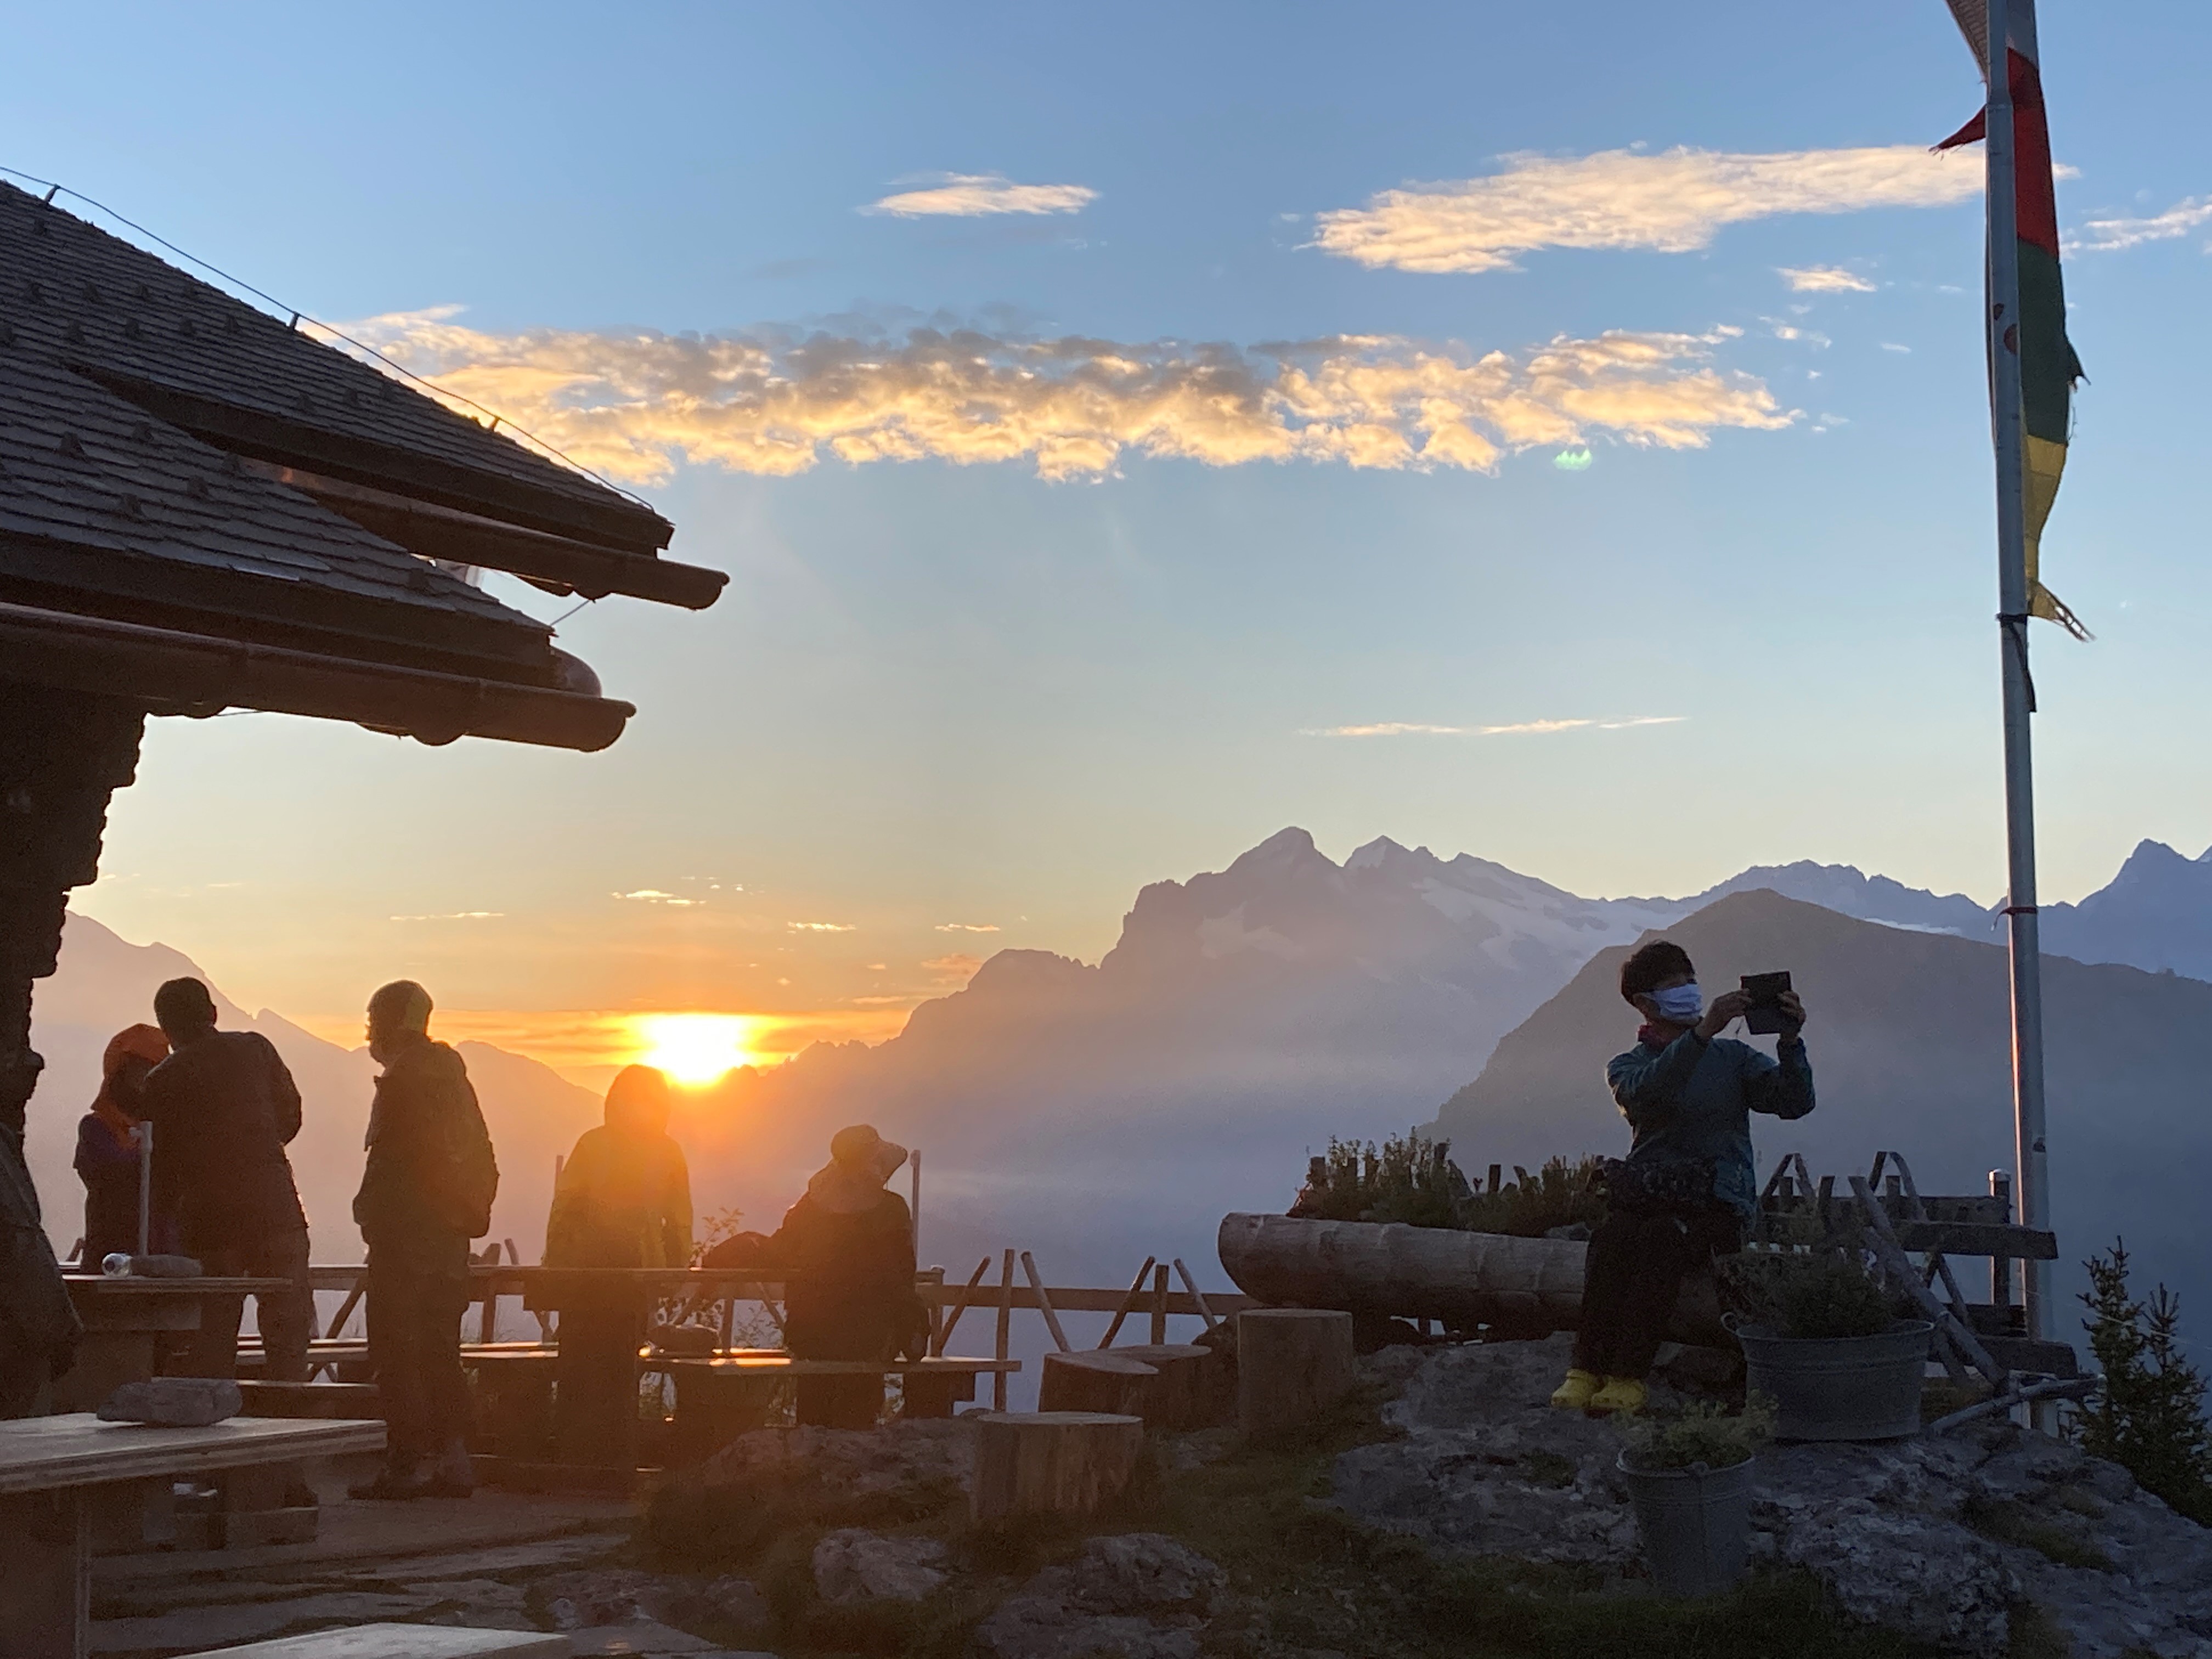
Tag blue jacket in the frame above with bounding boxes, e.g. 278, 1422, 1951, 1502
1606, 1028, 1815, 1218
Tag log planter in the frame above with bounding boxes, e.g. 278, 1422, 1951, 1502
1038, 1351, 1156, 1418
1217, 1213, 1729, 1345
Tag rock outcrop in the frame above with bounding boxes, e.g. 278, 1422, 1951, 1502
974, 1533, 1228, 1659
1330, 1335, 2212, 1658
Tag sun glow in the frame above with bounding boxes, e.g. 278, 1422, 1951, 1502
631, 1013, 761, 1086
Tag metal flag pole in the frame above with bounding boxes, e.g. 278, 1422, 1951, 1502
1983, 0, 2053, 1347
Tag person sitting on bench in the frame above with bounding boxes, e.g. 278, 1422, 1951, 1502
768, 1125, 925, 1429
1551, 939, 1813, 1417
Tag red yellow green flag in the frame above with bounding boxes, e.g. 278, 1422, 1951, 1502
1938, 0, 2088, 639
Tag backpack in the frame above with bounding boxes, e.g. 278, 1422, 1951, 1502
438, 1077, 500, 1240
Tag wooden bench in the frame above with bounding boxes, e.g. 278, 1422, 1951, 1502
1754, 1153, 2080, 1380
193, 1626, 569, 1658
0, 1413, 383, 1659
235, 1381, 382, 1419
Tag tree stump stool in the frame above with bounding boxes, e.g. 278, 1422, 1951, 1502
1038, 1351, 1156, 1417
969, 1412, 1143, 1522
1235, 1308, 1355, 1436
1103, 1343, 1224, 1430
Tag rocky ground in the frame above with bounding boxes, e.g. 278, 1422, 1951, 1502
91, 1342, 2212, 1658
1333, 1335, 2212, 1659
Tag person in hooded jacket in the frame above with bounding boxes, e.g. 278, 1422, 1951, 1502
351, 979, 497, 1499
544, 1064, 691, 1464
769, 1124, 921, 1429
74, 1024, 171, 1265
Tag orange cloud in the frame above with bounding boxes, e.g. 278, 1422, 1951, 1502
325, 313, 1794, 486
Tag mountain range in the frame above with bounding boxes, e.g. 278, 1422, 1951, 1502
25, 912, 602, 1268
29, 828, 2209, 1346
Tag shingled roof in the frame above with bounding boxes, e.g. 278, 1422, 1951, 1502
0, 182, 723, 751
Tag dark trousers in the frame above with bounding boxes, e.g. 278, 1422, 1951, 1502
187, 1228, 315, 1381
368, 1255, 472, 1459
1573, 1209, 1742, 1380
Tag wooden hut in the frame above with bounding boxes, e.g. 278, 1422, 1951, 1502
0, 179, 723, 1181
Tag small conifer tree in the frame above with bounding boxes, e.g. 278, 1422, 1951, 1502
2074, 1238, 2212, 1526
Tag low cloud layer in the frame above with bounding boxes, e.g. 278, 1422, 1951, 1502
338, 312, 1795, 484
1779, 266, 1877, 293
1313, 146, 1981, 274
1304, 715, 1685, 737
2067, 195, 2212, 253
865, 174, 1097, 217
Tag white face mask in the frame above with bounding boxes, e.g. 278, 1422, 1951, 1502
1650, 983, 1703, 1023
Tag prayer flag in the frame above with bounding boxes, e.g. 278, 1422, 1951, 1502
1938, 0, 2087, 638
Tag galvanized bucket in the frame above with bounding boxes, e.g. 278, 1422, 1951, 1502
1617, 1452, 1754, 1598
1735, 1318, 1933, 1441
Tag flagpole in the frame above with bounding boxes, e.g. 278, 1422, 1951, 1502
1984, 0, 2053, 1350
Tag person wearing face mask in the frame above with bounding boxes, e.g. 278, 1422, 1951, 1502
1551, 939, 1813, 1415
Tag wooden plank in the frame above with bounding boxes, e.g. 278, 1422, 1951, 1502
1149, 1263, 1170, 1345
666, 1357, 1020, 1376
1097, 1257, 1156, 1349
0, 1415, 383, 1496
1891, 1221, 2058, 1261
994, 1250, 1015, 1413
1981, 1336, 2082, 1378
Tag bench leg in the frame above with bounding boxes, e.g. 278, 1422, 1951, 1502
0, 1489, 88, 1659
899, 1373, 973, 1419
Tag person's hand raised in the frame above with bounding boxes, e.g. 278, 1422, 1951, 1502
1775, 989, 1808, 1038
1695, 990, 1752, 1040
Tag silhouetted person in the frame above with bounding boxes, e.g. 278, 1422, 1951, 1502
771, 1125, 920, 1429
546, 1065, 692, 1271
75, 1024, 170, 1265
0, 1119, 78, 1417
352, 980, 497, 1499
545, 1064, 691, 1463
1553, 940, 1813, 1417
140, 977, 314, 1380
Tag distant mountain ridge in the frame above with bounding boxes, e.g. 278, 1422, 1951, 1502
1430, 889, 2210, 1350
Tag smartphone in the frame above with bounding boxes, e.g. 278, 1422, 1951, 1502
1741, 970, 1793, 1035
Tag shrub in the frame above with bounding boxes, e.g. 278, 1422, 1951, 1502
1289, 1134, 1604, 1237
2073, 1238, 2212, 1525
1621, 1394, 1776, 1473
1718, 1250, 1899, 1340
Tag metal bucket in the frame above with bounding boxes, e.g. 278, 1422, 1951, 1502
1617, 1453, 1754, 1598
1735, 1319, 1932, 1441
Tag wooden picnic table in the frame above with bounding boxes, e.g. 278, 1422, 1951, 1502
54, 1276, 290, 1412
0, 1412, 384, 1659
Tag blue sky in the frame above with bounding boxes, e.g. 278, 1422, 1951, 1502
12, 1, 2211, 1056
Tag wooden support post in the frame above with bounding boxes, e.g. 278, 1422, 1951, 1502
478, 1284, 498, 1345
1235, 1308, 1356, 1437
1989, 1170, 2016, 1309
325, 1269, 369, 1341
970, 1412, 1143, 1522
992, 1249, 1014, 1412
1487, 1164, 1502, 1195
1098, 1257, 1156, 1348
934, 1256, 992, 1357
1020, 1252, 1071, 1352
1149, 1263, 1169, 1345
0, 1489, 88, 1659
1171, 1259, 1218, 1331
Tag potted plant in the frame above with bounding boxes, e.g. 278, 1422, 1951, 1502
1720, 1250, 1933, 1441
1616, 1396, 1774, 1597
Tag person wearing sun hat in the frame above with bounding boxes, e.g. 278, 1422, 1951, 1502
766, 1124, 925, 1427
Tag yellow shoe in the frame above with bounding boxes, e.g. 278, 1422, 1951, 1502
1549, 1368, 1601, 1410
1587, 1376, 1648, 1415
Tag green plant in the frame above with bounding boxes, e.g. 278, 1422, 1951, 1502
1289, 1136, 1605, 1237
2073, 1238, 2212, 1526
1621, 1394, 1776, 1473
1960, 1494, 2114, 1572
1719, 1249, 1899, 1340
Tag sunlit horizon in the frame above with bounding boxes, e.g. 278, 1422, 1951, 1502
631, 1012, 763, 1086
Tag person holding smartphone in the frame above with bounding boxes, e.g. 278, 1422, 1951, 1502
1551, 939, 1813, 1416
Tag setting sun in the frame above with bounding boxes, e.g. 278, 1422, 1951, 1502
631, 1013, 761, 1086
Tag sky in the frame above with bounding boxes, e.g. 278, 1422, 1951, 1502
9, 0, 2212, 1081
